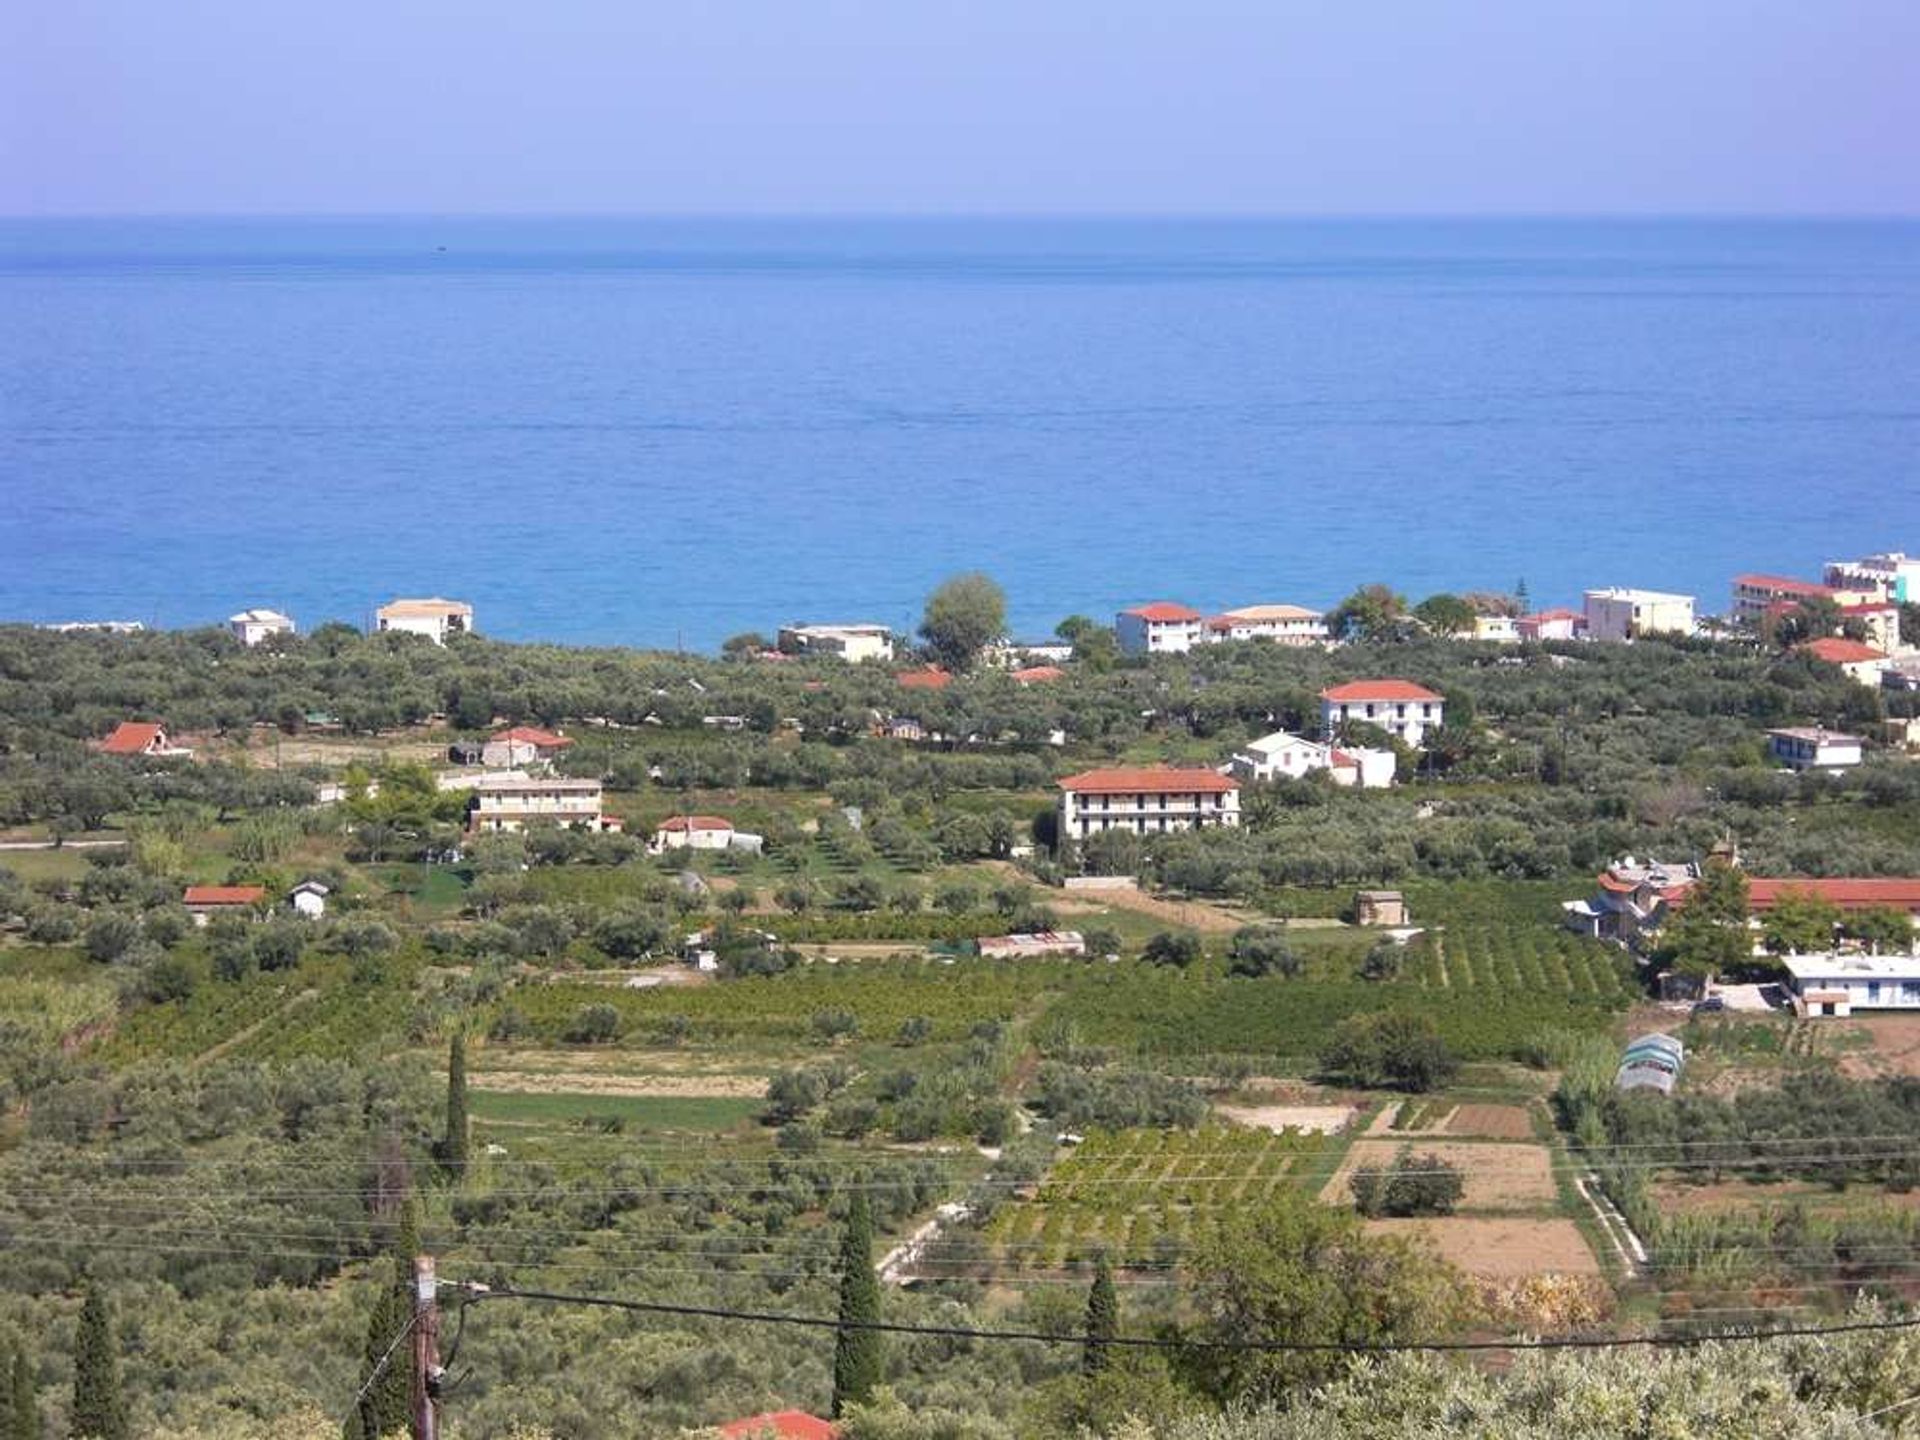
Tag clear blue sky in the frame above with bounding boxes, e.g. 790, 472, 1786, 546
3, 0, 1916, 215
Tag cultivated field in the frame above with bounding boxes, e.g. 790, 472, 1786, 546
1366, 1217, 1602, 1277
1324, 1139, 1558, 1211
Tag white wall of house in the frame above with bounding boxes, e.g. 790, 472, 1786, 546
1583, 589, 1695, 642
1116, 612, 1204, 655
1059, 785, 1240, 842
1768, 730, 1863, 769
1319, 696, 1444, 748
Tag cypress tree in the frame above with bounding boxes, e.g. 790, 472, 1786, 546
443, 1030, 470, 1173
9, 1344, 37, 1440
69, 1284, 125, 1440
1083, 1253, 1118, 1375
348, 1198, 419, 1440
830, 1193, 883, 1418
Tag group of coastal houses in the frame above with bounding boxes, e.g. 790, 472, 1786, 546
1562, 854, 1920, 1020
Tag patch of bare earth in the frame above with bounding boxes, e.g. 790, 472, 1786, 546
1651, 1177, 1920, 1217
1444, 1104, 1536, 1140
1324, 1140, 1557, 1210
1834, 1015, 1920, 1080
1366, 1217, 1601, 1277
469, 1071, 767, 1099
1216, 1104, 1357, 1135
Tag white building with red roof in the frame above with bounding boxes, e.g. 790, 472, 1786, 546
1797, 637, 1892, 686
1561, 857, 1700, 942
1116, 602, 1204, 656
1057, 765, 1240, 842
651, 814, 762, 853
183, 884, 268, 925
483, 725, 574, 768
1317, 680, 1446, 748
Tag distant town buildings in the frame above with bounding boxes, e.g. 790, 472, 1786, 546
375, 597, 473, 645
1116, 602, 1205, 655
1730, 572, 1880, 624
228, 609, 294, 646
1317, 680, 1446, 748
778, 623, 895, 663
1582, 588, 1696, 642
1767, 727, 1864, 770
1824, 551, 1920, 605
1057, 765, 1240, 842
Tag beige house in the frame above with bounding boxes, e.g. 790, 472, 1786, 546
466, 775, 614, 832
1797, 637, 1892, 686
1203, 604, 1328, 646
1583, 588, 1695, 641
375, 597, 473, 644
1057, 766, 1240, 842
1354, 890, 1408, 927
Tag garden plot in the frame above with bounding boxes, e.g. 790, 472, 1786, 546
1216, 1104, 1357, 1135
469, 1069, 767, 1099
1443, 1104, 1535, 1139
1323, 1140, 1557, 1211
1366, 1217, 1601, 1277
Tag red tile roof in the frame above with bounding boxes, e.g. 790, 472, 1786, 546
491, 726, 572, 748
1123, 602, 1202, 623
719, 1413, 838, 1440
657, 815, 734, 833
1799, 638, 1889, 665
1747, 878, 1920, 914
1319, 680, 1444, 704
1522, 608, 1584, 624
99, 722, 165, 755
1735, 573, 1835, 598
897, 668, 952, 689
1058, 765, 1240, 795
1011, 665, 1065, 684
183, 885, 266, 907
1838, 601, 1896, 615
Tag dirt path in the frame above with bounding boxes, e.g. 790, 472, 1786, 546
469, 1070, 766, 1098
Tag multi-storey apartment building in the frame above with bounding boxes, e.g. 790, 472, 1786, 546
1318, 679, 1446, 748
1057, 766, 1240, 842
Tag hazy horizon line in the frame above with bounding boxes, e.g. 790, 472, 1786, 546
5, 209, 1919, 225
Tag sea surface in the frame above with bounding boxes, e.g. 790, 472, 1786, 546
1, 217, 1917, 650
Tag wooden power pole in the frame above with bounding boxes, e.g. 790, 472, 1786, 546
411, 1254, 442, 1440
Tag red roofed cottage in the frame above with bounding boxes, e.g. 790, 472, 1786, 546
97, 722, 189, 758
718, 1412, 838, 1440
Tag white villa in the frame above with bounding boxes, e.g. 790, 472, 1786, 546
375, 597, 474, 645
483, 726, 574, 768
1116, 603, 1205, 655
1768, 727, 1864, 770
778, 623, 895, 663
229, 608, 294, 645
1318, 680, 1445, 748
1203, 604, 1328, 647
1471, 614, 1520, 643
1057, 766, 1240, 842
466, 775, 615, 833
1517, 608, 1585, 642
650, 814, 764, 854
1784, 953, 1920, 1017
1583, 588, 1696, 642
1229, 730, 1395, 788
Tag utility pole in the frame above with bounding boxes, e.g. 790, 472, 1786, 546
411, 1254, 442, 1440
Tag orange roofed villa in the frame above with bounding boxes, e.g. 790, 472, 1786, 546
96, 721, 192, 759
1317, 679, 1446, 748
1057, 765, 1240, 842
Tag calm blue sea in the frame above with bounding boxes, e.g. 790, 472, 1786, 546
2, 217, 1917, 650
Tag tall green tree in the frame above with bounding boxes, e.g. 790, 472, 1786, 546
831, 1193, 884, 1417
8, 1343, 37, 1440
69, 1283, 126, 1440
1412, 593, 1477, 636
1660, 861, 1753, 981
919, 573, 1007, 673
1083, 1254, 1118, 1375
443, 1030, 470, 1173
1327, 584, 1410, 642
347, 1200, 418, 1440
